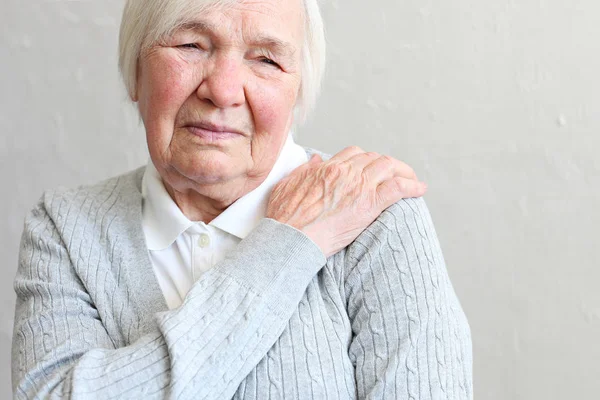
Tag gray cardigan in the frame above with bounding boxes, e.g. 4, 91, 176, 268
12, 165, 473, 399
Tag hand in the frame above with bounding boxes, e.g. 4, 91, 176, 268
266, 146, 427, 257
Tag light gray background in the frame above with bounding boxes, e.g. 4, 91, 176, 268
1, 0, 598, 398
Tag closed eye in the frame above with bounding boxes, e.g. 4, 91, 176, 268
178, 43, 200, 50
259, 57, 281, 69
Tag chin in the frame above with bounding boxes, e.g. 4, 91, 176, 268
182, 160, 243, 186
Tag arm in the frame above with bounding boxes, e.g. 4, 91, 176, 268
12, 199, 325, 399
13, 147, 426, 399
344, 197, 473, 399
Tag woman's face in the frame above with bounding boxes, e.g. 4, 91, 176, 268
136, 0, 304, 199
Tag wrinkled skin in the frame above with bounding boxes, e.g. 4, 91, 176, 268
135, 0, 426, 255
136, 0, 305, 221
268, 146, 426, 257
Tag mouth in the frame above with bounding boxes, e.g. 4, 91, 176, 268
184, 121, 245, 141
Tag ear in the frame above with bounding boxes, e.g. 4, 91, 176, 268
131, 60, 141, 102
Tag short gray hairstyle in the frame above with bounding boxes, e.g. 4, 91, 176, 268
118, 0, 326, 124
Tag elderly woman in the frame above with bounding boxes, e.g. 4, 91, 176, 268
12, 0, 472, 398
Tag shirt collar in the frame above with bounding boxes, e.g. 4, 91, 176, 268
141, 134, 308, 250
141, 160, 194, 251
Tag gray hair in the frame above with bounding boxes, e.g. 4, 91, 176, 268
118, 0, 326, 124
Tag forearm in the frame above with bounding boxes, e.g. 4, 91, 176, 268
13, 214, 325, 399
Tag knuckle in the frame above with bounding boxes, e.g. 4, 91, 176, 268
346, 145, 363, 153
380, 154, 395, 165
324, 162, 344, 179
395, 178, 408, 193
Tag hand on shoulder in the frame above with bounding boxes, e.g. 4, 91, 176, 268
266, 146, 427, 257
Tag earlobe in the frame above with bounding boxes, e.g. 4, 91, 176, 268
131, 90, 139, 102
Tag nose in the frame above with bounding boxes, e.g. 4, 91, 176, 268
196, 55, 246, 108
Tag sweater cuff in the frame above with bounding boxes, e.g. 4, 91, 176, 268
216, 218, 326, 312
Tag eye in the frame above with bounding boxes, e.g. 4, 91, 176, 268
178, 43, 200, 50
259, 57, 281, 69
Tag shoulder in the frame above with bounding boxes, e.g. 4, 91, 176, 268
29, 167, 145, 223
321, 196, 442, 295
22, 167, 146, 250
348, 196, 439, 264
16, 168, 144, 289
330, 196, 453, 305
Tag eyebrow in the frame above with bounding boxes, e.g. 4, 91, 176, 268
175, 20, 298, 59
177, 20, 215, 34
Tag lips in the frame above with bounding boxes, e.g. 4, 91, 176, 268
184, 121, 244, 141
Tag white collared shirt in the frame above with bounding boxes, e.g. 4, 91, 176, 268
141, 135, 308, 309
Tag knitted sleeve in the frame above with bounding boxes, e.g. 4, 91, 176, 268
12, 196, 325, 399
344, 197, 473, 399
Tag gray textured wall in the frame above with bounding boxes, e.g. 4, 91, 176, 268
1, 0, 599, 398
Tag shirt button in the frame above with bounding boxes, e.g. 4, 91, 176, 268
198, 233, 211, 248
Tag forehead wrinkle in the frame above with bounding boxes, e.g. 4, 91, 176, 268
172, 17, 299, 61
171, 17, 238, 49
176, 20, 217, 34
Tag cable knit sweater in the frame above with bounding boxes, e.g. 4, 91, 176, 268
12, 162, 473, 399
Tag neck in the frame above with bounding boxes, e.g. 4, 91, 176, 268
162, 174, 266, 223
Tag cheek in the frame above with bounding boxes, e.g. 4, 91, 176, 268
139, 55, 201, 155
247, 82, 298, 171
251, 81, 298, 133
140, 55, 195, 120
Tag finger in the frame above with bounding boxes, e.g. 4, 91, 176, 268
376, 177, 427, 208
328, 145, 365, 162
363, 155, 418, 184
306, 153, 323, 166
287, 153, 323, 176
310, 153, 323, 163
342, 151, 381, 171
